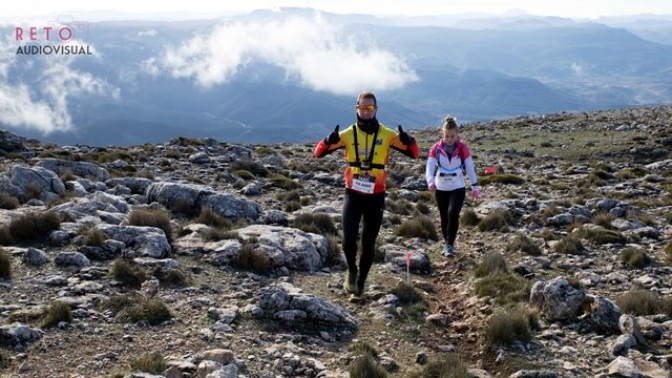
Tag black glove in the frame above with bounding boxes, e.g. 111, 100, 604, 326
398, 125, 412, 146
325, 125, 340, 145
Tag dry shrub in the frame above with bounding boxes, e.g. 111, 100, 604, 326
478, 210, 514, 232
474, 252, 508, 278
127, 209, 173, 242
484, 305, 534, 348
109, 259, 147, 289
394, 215, 438, 241
0, 248, 11, 279
8, 212, 61, 241
618, 247, 651, 269
41, 301, 73, 329
234, 243, 270, 274
616, 290, 672, 316
506, 234, 541, 256
293, 213, 337, 235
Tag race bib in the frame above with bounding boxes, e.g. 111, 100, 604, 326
437, 174, 458, 186
352, 178, 375, 194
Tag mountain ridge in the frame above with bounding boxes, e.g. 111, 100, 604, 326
1, 8, 671, 146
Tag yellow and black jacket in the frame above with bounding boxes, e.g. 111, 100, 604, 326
314, 123, 420, 194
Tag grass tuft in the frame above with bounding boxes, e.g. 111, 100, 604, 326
109, 259, 147, 289
478, 210, 514, 232
348, 353, 387, 378
293, 213, 337, 235
484, 305, 534, 348
127, 209, 173, 242
615, 290, 672, 316
129, 351, 166, 374
406, 353, 470, 378
234, 242, 270, 274
506, 234, 541, 256
395, 214, 439, 241
0, 248, 10, 279
474, 252, 508, 278
41, 301, 73, 329
8, 212, 61, 241
618, 247, 651, 269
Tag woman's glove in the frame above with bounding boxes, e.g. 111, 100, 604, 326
472, 186, 480, 200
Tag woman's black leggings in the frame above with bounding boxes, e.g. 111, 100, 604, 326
435, 187, 466, 245
341, 189, 385, 288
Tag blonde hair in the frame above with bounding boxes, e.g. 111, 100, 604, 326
442, 116, 458, 131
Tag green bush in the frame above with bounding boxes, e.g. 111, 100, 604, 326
151, 266, 190, 288
387, 214, 402, 225
276, 190, 301, 203
0, 194, 19, 210
127, 209, 173, 242
83, 228, 107, 247
665, 241, 672, 266
416, 191, 434, 204
389, 282, 425, 306
0, 248, 11, 279
293, 213, 337, 235
25, 182, 42, 200
373, 237, 385, 263
386, 198, 413, 216
8, 212, 61, 241
616, 290, 672, 316
231, 160, 269, 177
566, 276, 583, 290
0, 227, 12, 246
109, 259, 147, 289
415, 202, 431, 215
284, 201, 301, 212
580, 228, 627, 245
618, 247, 651, 269
506, 234, 541, 256
41, 301, 73, 328
120, 298, 172, 325
406, 353, 470, 378
395, 215, 439, 241
325, 235, 342, 266
592, 212, 615, 229
475, 273, 530, 305
349, 341, 379, 358
129, 351, 166, 374
234, 243, 270, 274
478, 210, 514, 232
479, 174, 524, 186
348, 353, 387, 378
59, 169, 77, 182
553, 236, 584, 255
269, 174, 302, 190
485, 306, 533, 348
201, 228, 242, 242
194, 207, 232, 229
460, 209, 480, 227
474, 252, 508, 278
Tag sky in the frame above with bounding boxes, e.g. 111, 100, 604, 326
2, 0, 671, 135
3, 0, 672, 20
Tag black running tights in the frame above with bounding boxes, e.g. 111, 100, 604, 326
341, 189, 385, 288
434, 187, 466, 246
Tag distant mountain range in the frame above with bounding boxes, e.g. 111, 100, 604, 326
1, 8, 671, 146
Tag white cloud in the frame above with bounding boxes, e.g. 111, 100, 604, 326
0, 32, 119, 134
571, 62, 585, 76
145, 14, 418, 95
138, 28, 158, 37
